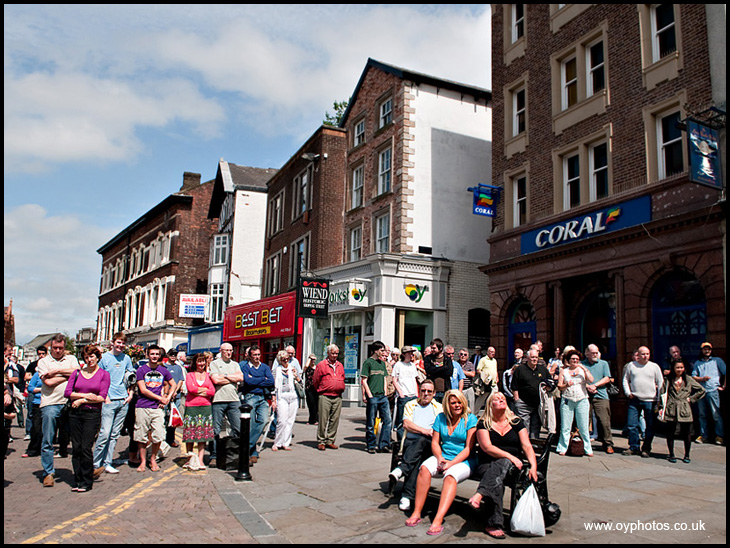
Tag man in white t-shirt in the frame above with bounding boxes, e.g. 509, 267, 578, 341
392, 346, 420, 443
209, 343, 244, 465
36, 333, 80, 487
389, 378, 443, 511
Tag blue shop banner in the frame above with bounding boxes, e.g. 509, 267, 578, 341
688, 120, 723, 190
521, 195, 651, 255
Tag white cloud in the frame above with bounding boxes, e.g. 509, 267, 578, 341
3, 204, 114, 344
4, 4, 490, 171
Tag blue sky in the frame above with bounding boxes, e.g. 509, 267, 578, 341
4, 4, 491, 345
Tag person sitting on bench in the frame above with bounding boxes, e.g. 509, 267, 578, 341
469, 391, 538, 539
389, 379, 443, 511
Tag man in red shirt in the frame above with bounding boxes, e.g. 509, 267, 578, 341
312, 344, 346, 451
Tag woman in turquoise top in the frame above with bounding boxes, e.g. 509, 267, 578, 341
405, 389, 477, 536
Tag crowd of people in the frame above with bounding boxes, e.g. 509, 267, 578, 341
3, 333, 726, 538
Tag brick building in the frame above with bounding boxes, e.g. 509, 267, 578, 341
96, 172, 217, 350
299, 58, 493, 397
484, 4, 726, 423
218, 126, 346, 364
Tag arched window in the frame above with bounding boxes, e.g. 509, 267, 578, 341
508, 298, 536, 353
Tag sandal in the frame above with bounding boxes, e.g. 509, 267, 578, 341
426, 525, 444, 536
485, 527, 506, 539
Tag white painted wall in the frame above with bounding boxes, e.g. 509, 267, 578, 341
228, 190, 267, 305
408, 84, 492, 264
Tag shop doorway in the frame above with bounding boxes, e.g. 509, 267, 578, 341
651, 271, 707, 365
508, 299, 536, 353
578, 290, 617, 361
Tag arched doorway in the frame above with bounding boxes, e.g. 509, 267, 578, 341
508, 298, 536, 354
651, 270, 707, 366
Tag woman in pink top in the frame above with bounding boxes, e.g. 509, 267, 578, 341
65, 345, 110, 492
183, 354, 215, 471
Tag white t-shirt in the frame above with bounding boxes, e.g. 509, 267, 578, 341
392, 360, 419, 397
36, 354, 80, 408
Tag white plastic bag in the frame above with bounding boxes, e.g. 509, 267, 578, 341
510, 483, 546, 537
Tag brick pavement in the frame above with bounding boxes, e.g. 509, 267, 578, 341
5, 408, 726, 544
3, 425, 253, 544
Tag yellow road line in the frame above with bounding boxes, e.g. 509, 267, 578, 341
21, 467, 181, 544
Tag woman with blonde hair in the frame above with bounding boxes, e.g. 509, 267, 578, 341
405, 389, 477, 536
469, 391, 537, 539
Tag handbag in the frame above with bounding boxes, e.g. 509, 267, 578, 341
510, 483, 546, 536
294, 378, 305, 399
657, 381, 669, 422
62, 370, 80, 414
606, 382, 620, 398
567, 428, 584, 456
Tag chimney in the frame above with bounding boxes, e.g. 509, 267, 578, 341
180, 172, 201, 191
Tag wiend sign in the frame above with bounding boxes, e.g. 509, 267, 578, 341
520, 195, 651, 255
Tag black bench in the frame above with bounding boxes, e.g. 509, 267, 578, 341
388, 432, 559, 525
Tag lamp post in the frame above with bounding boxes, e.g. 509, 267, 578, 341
235, 401, 253, 481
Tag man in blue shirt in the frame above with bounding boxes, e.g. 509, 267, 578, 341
692, 342, 726, 445
93, 332, 135, 476
239, 345, 274, 463
583, 344, 614, 453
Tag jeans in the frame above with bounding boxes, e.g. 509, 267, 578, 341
93, 399, 129, 469
394, 395, 417, 443
555, 397, 592, 455
212, 400, 242, 439
697, 390, 724, 439
243, 394, 269, 457
627, 398, 655, 452
365, 395, 392, 450
41, 404, 64, 477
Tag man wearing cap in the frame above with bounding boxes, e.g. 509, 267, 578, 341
392, 346, 419, 443
692, 342, 725, 445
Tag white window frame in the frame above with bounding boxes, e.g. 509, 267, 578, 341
561, 55, 578, 111
349, 225, 362, 262
586, 39, 605, 97
589, 142, 609, 202
378, 148, 392, 195
207, 283, 225, 323
375, 211, 390, 253
268, 190, 284, 236
379, 97, 392, 128
354, 118, 365, 147
292, 167, 310, 219
563, 153, 581, 210
657, 110, 683, 179
210, 234, 229, 267
651, 3, 676, 63
513, 87, 526, 137
511, 4, 524, 43
265, 252, 281, 297
351, 165, 364, 209
513, 175, 527, 228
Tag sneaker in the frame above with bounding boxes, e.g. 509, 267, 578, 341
389, 467, 404, 481
399, 497, 411, 511
24, 434, 31, 441
695, 436, 705, 444
105, 465, 120, 474
715, 437, 723, 445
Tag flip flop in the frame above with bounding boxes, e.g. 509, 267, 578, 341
426, 525, 444, 536
405, 518, 422, 527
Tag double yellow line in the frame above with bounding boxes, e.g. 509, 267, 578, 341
21, 465, 182, 544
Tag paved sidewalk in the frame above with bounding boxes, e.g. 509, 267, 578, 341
4, 407, 726, 544
219, 406, 726, 544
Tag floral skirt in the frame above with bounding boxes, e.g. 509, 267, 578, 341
182, 405, 215, 443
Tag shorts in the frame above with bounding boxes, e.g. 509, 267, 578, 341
134, 408, 165, 444
420, 455, 473, 483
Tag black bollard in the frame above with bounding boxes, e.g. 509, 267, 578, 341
216, 435, 227, 470
235, 402, 253, 481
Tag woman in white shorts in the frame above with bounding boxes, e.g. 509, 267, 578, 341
404, 389, 478, 536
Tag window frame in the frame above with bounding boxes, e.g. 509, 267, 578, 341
374, 211, 390, 254
377, 147, 392, 195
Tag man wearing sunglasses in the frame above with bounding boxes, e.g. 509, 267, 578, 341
388, 378, 442, 511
